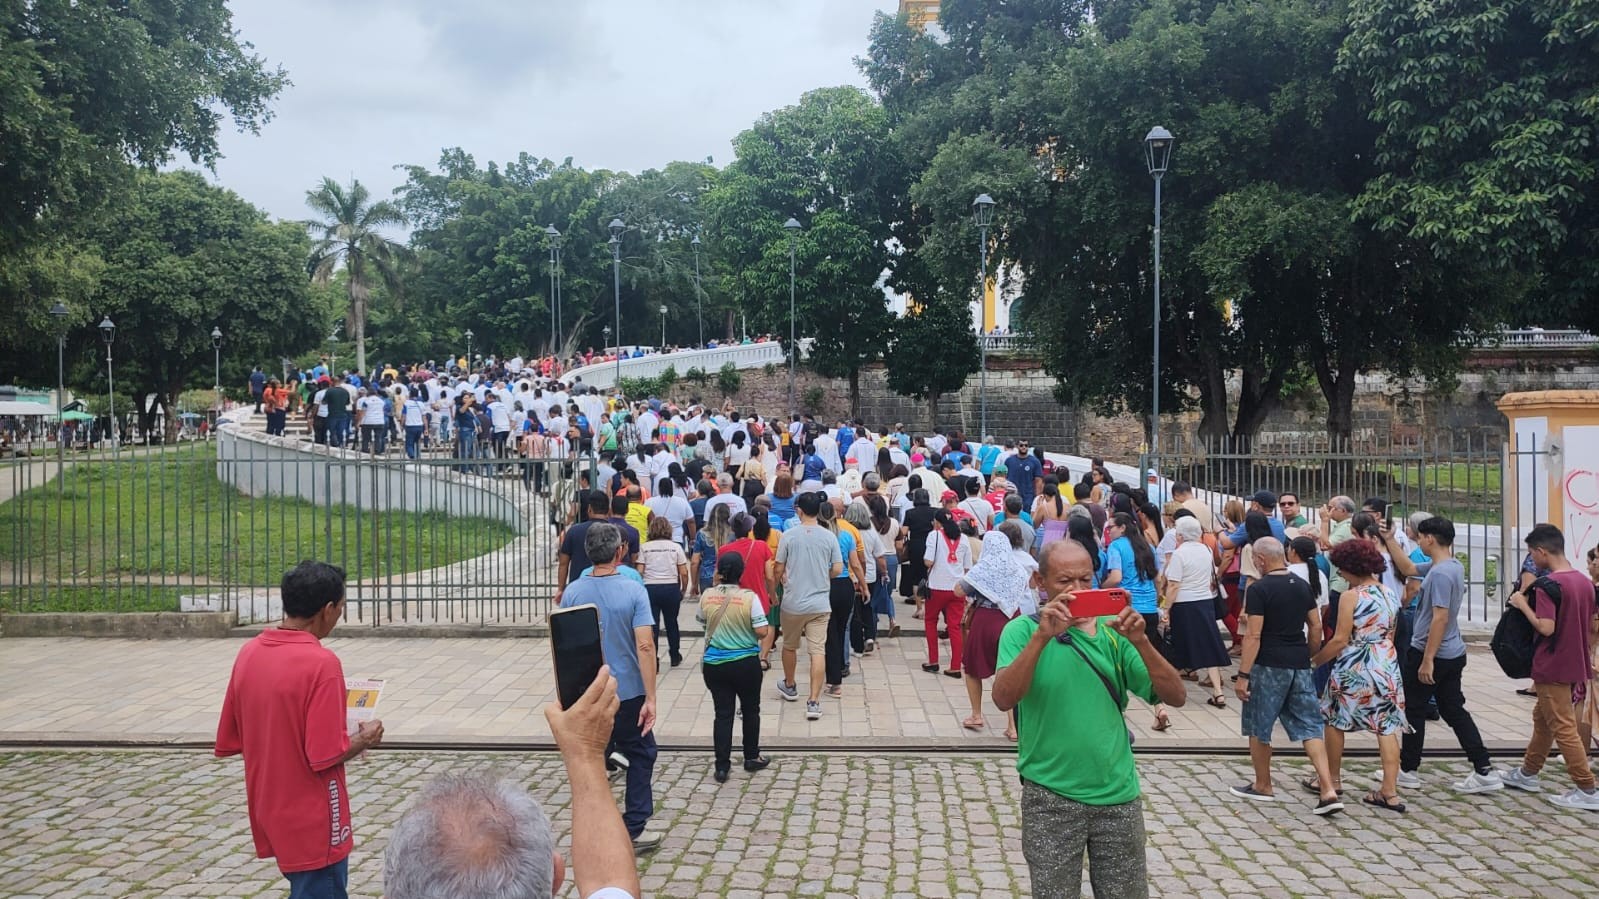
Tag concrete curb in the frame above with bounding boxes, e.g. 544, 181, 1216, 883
1, 611, 238, 639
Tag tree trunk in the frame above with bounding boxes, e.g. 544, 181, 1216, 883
1195, 355, 1231, 448
349, 276, 369, 376
848, 368, 861, 421
925, 392, 940, 432
1231, 359, 1290, 443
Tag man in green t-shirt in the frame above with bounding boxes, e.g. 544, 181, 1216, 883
994, 540, 1186, 899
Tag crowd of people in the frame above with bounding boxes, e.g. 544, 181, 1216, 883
217, 362, 1599, 899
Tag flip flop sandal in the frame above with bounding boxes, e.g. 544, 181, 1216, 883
1516, 687, 1537, 696
1362, 791, 1406, 814
1152, 712, 1171, 732
1303, 776, 1343, 796
1207, 695, 1227, 708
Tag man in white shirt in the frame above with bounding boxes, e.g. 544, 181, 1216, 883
645, 478, 696, 546
401, 390, 431, 459
636, 407, 659, 445
703, 473, 748, 522
357, 387, 389, 455
813, 430, 841, 475
847, 432, 878, 473
487, 393, 512, 460
649, 445, 675, 486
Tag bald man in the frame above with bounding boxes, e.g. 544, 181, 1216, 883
993, 539, 1186, 899
1232, 537, 1342, 813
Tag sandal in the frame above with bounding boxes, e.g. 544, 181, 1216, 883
1516, 687, 1536, 696
889, 622, 902, 637
1362, 791, 1406, 814
961, 715, 985, 731
1207, 694, 1227, 708
1302, 776, 1342, 796
1152, 711, 1171, 732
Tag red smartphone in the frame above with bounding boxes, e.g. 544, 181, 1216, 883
550, 604, 604, 709
1067, 588, 1129, 618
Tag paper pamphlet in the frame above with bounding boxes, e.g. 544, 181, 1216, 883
345, 677, 384, 735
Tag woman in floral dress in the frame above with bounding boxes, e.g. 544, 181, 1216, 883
1311, 538, 1409, 812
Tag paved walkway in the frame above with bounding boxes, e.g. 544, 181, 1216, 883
4, 748, 1597, 898
0, 635, 1547, 753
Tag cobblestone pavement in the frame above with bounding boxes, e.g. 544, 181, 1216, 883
3, 749, 1597, 898
0, 637, 1543, 752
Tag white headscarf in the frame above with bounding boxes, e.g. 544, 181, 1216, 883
963, 531, 1032, 618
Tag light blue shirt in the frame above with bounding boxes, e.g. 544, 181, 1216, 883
559, 573, 654, 701
1103, 537, 1159, 614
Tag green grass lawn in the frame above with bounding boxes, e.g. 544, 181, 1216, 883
0, 445, 518, 612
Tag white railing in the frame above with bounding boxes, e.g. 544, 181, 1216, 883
565, 341, 791, 390
979, 333, 1028, 352
1483, 328, 1598, 349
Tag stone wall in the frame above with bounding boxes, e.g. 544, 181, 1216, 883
655, 351, 1599, 461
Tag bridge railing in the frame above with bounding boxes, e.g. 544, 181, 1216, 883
565, 341, 791, 390
1480, 328, 1598, 349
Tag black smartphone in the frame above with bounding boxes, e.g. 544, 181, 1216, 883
550, 604, 604, 709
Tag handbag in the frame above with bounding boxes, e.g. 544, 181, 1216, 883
1210, 566, 1228, 621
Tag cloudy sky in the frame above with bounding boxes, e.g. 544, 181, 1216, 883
204, 0, 900, 223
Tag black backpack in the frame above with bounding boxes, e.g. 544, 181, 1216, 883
1491, 575, 1563, 680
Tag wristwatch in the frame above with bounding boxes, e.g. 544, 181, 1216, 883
1236, 671, 1251, 680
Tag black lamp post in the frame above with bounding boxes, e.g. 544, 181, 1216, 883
211, 326, 223, 413
464, 329, 474, 373
1144, 125, 1174, 460
98, 315, 116, 448
49, 302, 68, 443
609, 218, 624, 386
972, 192, 996, 439
691, 234, 704, 348
784, 217, 802, 414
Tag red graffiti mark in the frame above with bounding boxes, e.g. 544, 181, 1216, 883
1565, 469, 1599, 512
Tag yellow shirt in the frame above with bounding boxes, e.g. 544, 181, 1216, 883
624, 502, 652, 536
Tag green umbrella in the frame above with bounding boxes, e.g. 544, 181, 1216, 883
61, 410, 95, 421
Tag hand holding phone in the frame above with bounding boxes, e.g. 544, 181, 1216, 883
551, 604, 605, 710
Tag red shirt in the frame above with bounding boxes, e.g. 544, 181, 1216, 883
723, 537, 774, 605
215, 629, 353, 873
1532, 569, 1597, 685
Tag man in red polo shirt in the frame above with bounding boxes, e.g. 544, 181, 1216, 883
216, 561, 384, 898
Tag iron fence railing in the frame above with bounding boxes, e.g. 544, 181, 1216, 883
3, 436, 591, 627
1149, 433, 1540, 623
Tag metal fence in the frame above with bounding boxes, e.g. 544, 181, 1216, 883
2, 435, 591, 627
1151, 433, 1542, 624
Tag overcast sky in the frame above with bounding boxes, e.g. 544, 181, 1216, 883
203, 0, 899, 224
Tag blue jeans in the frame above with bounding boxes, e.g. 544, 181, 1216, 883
457, 431, 477, 471
327, 415, 349, 448
404, 425, 424, 459
284, 859, 347, 899
610, 695, 657, 837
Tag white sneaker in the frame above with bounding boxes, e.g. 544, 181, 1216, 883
1454, 770, 1504, 794
1371, 769, 1422, 789
1549, 788, 1599, 811
1500, 767, 1542, 793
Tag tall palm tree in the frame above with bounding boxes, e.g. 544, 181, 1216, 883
305, 177, 407, 375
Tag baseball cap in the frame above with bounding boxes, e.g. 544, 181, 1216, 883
1251, 490, 1278, 508
940, 489, 958, 502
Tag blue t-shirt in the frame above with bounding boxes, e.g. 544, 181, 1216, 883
1223, 517, 1287, 548
803, 454, 826, 483
559, 573, 654, 701
693, 530, 718, 583
976, 444, 1002, 476
1102, 537, 1158, 614
836, 427, 855, 450
767, 494, 796, 525
1005, 454, 1043, 506
836, 529, 857, 574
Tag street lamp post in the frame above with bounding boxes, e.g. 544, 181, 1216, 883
464, 329, 474, 373
784, 217, 802, 414
546, 225, 563, 354
603, 325, 612, 389
659, 304, 668, 349
1144, 126, 1174, 463
972, 193, 996, 439
691, 235, 704, 348
609, 218, 624, 387
211, 326, 223, 414
327, 332, 338, 378
49, 302, 68, 454
98, 316, 116, 449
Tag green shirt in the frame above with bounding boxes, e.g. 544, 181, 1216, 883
997, 616, 1157, 806
1326, 518, 1353, 593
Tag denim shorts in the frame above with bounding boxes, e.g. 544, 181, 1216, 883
1241, 665, 1322, 744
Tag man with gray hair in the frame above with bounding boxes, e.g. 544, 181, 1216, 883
703, 472, 747, 523
1231, 537, 1343, 813
557, 523, 661, 851
385, 671, 641, 899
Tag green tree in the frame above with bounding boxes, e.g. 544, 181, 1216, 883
705, 86, 896, 416
1343, 0, 1599, 331
89, 171, 317, 437
306, 177, 408, 375
0, 0, 286, 368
